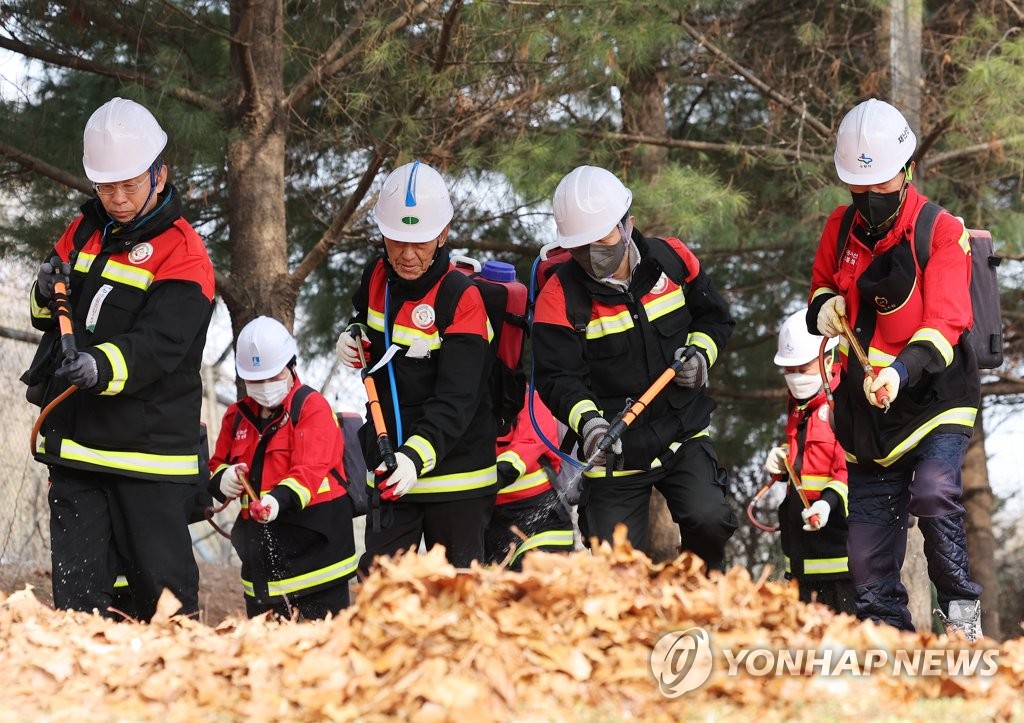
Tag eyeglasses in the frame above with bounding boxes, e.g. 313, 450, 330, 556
93, 179, 152, 196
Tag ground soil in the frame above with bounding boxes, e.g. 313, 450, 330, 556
0, 560, 246, 626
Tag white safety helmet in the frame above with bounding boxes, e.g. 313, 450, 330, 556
834, 98, 917, 186
774, 309, 838, 367
552, 165, 633, 248
82, 97, 168, 183
373, 161, 454, 243
235, 316, 298, 381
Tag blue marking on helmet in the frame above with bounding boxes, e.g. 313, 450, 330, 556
405, 160, 421, 208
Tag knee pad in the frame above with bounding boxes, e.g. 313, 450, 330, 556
908, 459, 965, 518
847, 522, 903, 587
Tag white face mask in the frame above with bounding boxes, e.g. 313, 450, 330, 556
246, 379, 290, 409
784, 372, 822, 401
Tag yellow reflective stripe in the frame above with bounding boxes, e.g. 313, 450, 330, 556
803, 556, 849, 574
867, 346, 897, 368
101, 259, 154, 291
484, 317, 495, 343
583, 466, 645, 479
405, 465, 497, 494
569, 399, 599, 432
825, 480, 849, 517
586, 309, 634, 339
317, 478, 331, 494
367, 308, 385, 332
643, 285, 685, 322
686, 331, 718, 366
405, 434, 436, 474
646, 429, 711, 470
811, 287, 838, 302
874, 407, 978, 467
785, 556, 792, 574
800, 474, 829, 492
58, 439, 199, 476
391, 323, 442, 351
498, 468, 548, 495
242, 554, 358, 598
957, 228, 971, 255
94, 342, 128, 395
113, 575, 129, 589
909, 327, 954, 366
276, 478, 311, 509
74, 252, 96, 274
509, 529, 575, 564
30, 286, 52, 319
214, 463, 230, 476
496, 450, 527, 477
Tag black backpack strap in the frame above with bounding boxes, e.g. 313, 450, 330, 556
912, 202, 942, 270
649, 237, 688, 287
434, 269, 474, 335
833, 205, 858, 264
287, 384, 316, 424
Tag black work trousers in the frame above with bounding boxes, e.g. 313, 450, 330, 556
245, 582, 350, 621
359, 493, 495, 575
48, 466, 200, 622
578, 437, 737, 569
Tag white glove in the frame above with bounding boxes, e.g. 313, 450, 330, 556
219, 463, 248, 499
336, 328, 370, 369
765, 446, 789, 476
816, 296, 846, 338
378, 452, 418, 500
801, 500, 831, 531
255, 494, 280, 524
865, 366, 900, 409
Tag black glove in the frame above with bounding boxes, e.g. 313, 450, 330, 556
54, 351, 99, 390
36, 256, 71, 299
497, 461, 520, 489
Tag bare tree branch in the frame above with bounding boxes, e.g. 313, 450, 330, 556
0, 35, 220, 112
922, 135, 1024, 168
288, 0, 465, 288
0, 141, 92, 194
675, 16, 832, 140
559, 128, 831, 164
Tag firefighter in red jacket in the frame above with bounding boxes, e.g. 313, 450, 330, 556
807, 98, 982, 639
335, 161, 496, 572
24, 97, 214, 622
485, 392, 575, 570
211, 316, 356, 620
764, 310, 854, 615
532, 165, 737, 570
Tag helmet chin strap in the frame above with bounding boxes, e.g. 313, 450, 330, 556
107, 164, 163, 237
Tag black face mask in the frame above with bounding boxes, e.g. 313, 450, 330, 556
850, 187, 905, 236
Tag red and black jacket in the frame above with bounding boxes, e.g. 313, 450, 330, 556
210, 378, 356, 602
349, 248, 497, 501
27, 190, 214, 483
532, 231, 734, 470
496, 392, 562, 506
777, 376, 850, 580
807, 185, 979, 467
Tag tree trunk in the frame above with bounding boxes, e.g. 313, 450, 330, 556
962, 402, 1001, 639
619, 63, 681, 561
888, 0, 933, 630
620, 65, 668, 181
647, 490, 681, 562
224, 0, 293, 339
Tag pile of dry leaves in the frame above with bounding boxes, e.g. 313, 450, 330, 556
2, 529, 1022, 721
